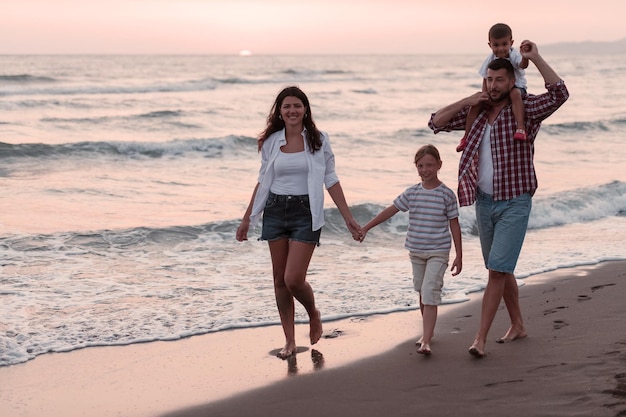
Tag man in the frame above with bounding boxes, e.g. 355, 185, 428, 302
428, 40, 569, 357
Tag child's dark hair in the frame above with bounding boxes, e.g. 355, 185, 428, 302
414, 144, 441, 164
488, 23, 513, 40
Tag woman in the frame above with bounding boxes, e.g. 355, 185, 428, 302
236, 86, 361, 359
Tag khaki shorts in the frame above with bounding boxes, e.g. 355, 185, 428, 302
409, 251, 449, 306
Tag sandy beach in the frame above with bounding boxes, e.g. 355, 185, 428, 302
1, 261, 625, 417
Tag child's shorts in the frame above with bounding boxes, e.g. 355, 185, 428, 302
409, 251, 449, 306
516, 86, 527, 96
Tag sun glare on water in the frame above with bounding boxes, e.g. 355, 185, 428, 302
239, 50, 252, 56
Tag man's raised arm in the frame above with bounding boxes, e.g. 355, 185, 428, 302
520, 40, 561, 85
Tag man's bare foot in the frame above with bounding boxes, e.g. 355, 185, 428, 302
310, 310, 323, 345
277, 343, 296, 360
496, 326, 528, 343
468, 339, 486, 358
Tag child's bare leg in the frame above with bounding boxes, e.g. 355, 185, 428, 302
416, 297, 425, 346
511, 87, 527, 140
457, 104, 481, 152
417, 305, 437, 355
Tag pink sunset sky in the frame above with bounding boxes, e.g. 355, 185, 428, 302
1, 0, 624, 55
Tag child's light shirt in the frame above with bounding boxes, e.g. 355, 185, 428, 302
479, 47, 527, 89
393, 182, 459, 252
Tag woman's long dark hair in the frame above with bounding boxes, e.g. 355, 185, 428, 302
258, 86, 322, 153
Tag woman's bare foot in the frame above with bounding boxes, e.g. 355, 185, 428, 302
310, 310, 323, 345
468, 339, 486, 358
277, 343, 296, 360
496, 325, 528, 343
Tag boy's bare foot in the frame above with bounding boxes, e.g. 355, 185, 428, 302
277, 343, 296, 360
468, 339, 486, 358
310, 310, 323, 345
496, 325, 528, 343
417, 343, 432, 356
416, 336, 434, 347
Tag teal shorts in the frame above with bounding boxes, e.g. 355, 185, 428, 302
476, 188, 532, 274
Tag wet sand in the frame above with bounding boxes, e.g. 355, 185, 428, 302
1, 261, 625, 417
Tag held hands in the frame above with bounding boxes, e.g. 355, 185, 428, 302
346, 217, 363, 241
356, 227, 369, 242
344, 215, 369, 242
350, 224, 369, 242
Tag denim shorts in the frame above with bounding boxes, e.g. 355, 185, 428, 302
409, 251, 449, 306
476, 188, 532, 274
261, 192, 321, 245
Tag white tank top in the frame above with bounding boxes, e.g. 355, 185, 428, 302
477, 124, 494, 194
270, 150, 309, 195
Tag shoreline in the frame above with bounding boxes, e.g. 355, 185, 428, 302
1, 261, 625, 417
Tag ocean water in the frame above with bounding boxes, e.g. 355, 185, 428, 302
1, 53, 625, 367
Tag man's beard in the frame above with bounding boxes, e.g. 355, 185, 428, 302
489, 89, 510, 104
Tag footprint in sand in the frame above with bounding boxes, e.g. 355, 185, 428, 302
527, 363, 565, 373
311, 349, 325, 370
553, 320, 569, 330
577, 294, 591, 302
543, 306, 568, 315
591, 283, 616, 292
323, 328, 343, 339
484, 379, 524, 387
609, 373, 626, 398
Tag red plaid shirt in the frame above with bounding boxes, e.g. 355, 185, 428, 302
429, 80, 569, 206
